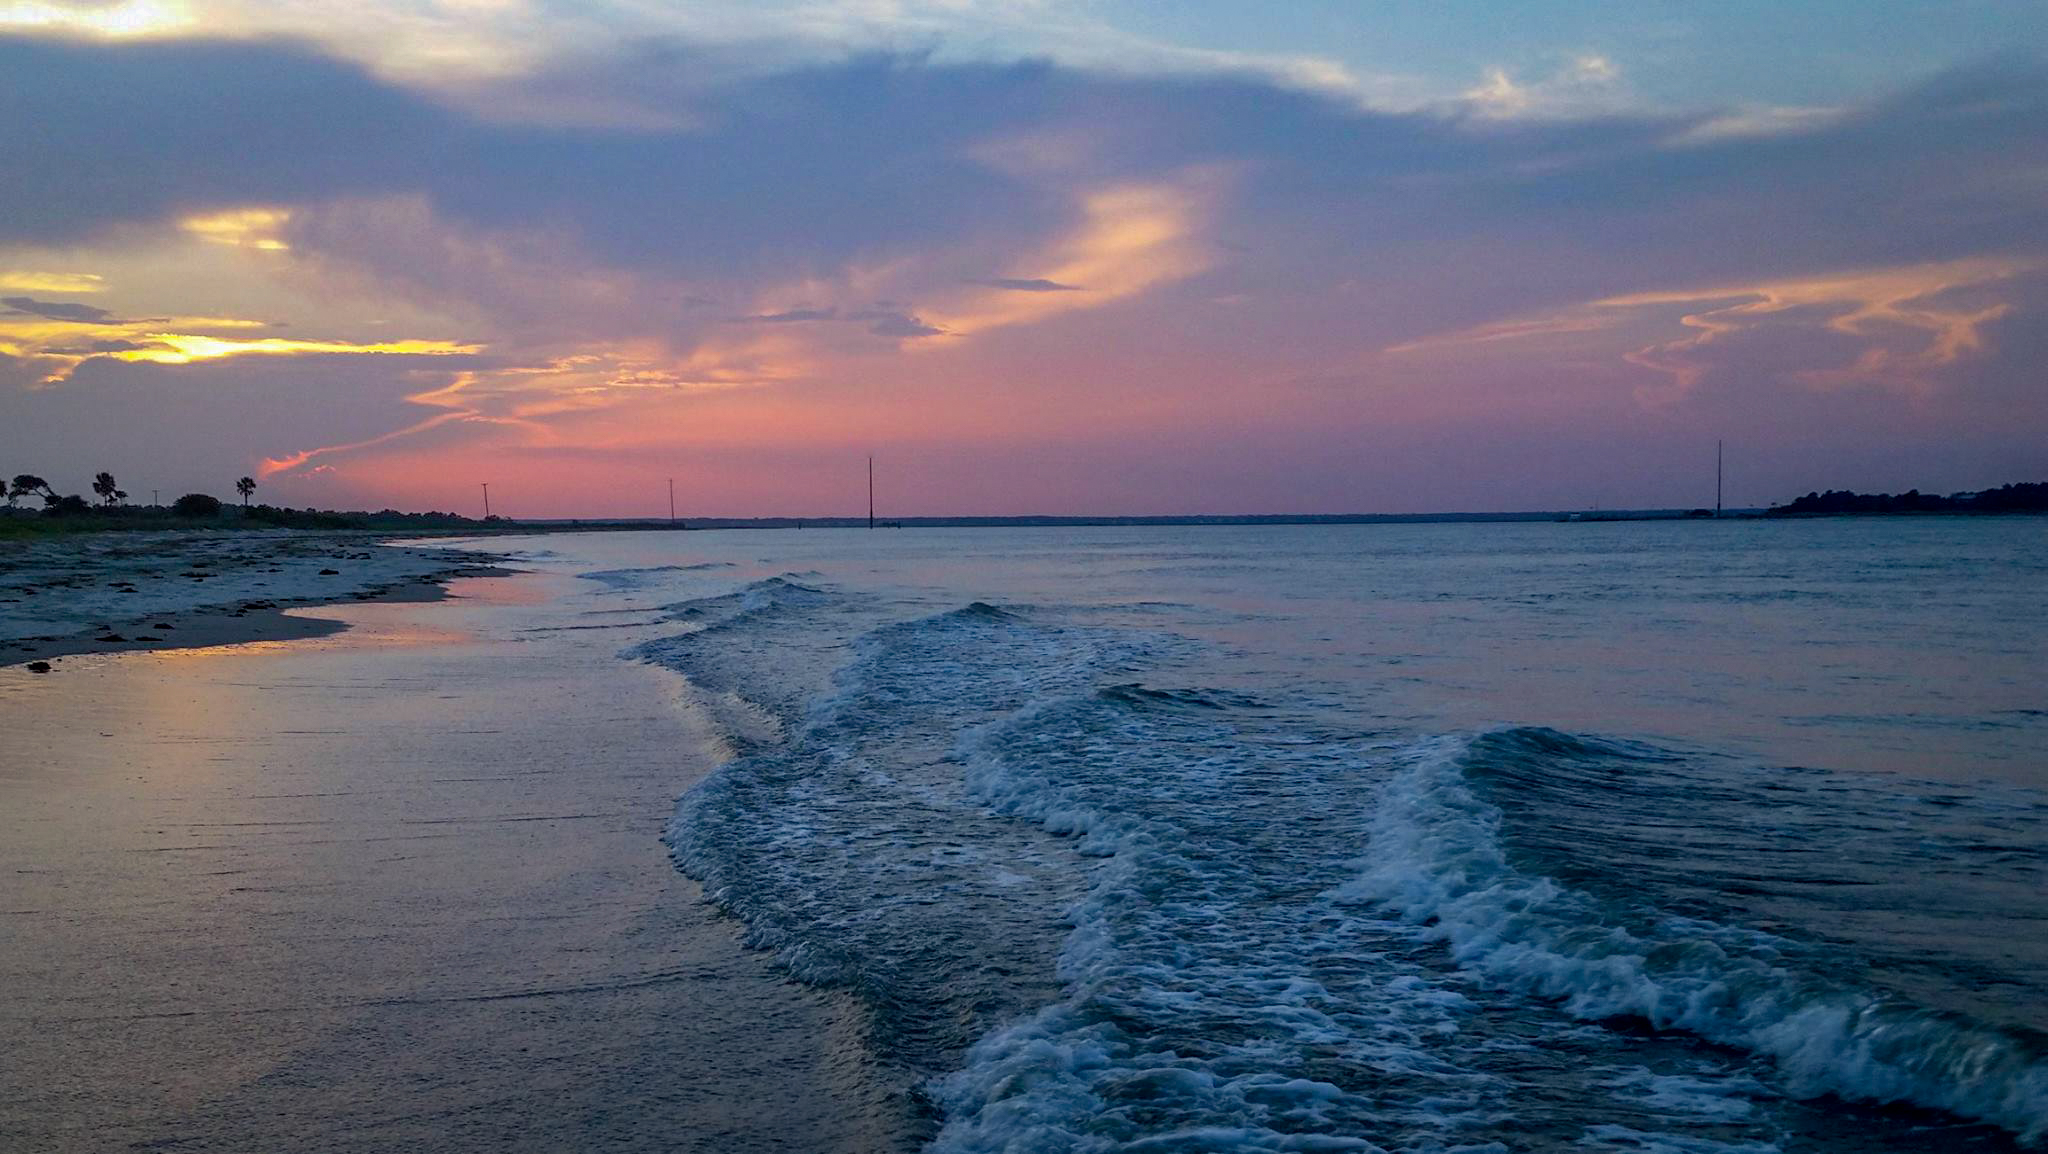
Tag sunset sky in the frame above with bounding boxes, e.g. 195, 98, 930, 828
2, 1, 2044, 518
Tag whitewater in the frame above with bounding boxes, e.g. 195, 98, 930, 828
504, 518, 2046, 1153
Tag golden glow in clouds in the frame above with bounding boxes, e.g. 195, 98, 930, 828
0, 271, 105, 293
181, 208, 292, 252
0, 0, 188, 37
110, 334, 480, 366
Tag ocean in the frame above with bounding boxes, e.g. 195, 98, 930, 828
485, 517, 2046, 1153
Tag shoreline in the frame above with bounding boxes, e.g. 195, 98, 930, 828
0, 528, 513, 668
0, 564, 515, 667
0, 569, 909, 1151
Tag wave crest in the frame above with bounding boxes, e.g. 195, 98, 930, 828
1340, 729, 2048, 1143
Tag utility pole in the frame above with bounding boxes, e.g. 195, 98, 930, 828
1716, 440, 1723, 518
668, 477, 676, 526
151, 489, 159, 507
482, 482, 491, 519
868, 456, 875, 529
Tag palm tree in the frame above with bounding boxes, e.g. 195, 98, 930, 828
11, 474, 53, 507
92, 471, 125, 508
236, 476, 257, 506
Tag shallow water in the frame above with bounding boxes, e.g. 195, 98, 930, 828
0, 574, 906, 1152
489, 518, 2046, 1153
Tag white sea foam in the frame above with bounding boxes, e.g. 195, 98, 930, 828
1341, 733, 2048, 1144
642, 564, 2043, 1151
931, 716, 1545, 1154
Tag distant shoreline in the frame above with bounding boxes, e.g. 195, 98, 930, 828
497, 506, 2042, 529
14, 505, 2048, 539
517, 509, 1764, 529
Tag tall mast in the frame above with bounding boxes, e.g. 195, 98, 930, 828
868, 456, 875, 529
1716, 440, 1723, 517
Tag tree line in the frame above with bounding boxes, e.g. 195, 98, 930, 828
7, 472, 257, 518
4, 471, 495, 531
1766, 482, 2048, 516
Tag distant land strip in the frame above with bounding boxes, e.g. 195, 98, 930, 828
3, 483, 2043, 536
1762, 482, 2047, 517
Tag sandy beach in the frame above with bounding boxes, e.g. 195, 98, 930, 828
0, 554, 909, 1153
0, 530, 512, 667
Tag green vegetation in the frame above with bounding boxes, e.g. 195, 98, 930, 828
0, 502, 497, 539
0, 469, 498, 538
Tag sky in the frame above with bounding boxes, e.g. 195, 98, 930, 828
1, 1, 2044, 518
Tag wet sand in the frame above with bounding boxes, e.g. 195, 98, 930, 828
0, 571, 907, 1152
0, 530, 509, 667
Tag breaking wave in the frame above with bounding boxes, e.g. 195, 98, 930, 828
627, 574, 2044, 1152
1342, 728, 2048, 1143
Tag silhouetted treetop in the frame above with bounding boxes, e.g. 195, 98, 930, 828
171, 492, 223, 518
1768, 483, 2047, 516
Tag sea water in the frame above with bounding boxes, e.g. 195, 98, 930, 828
496, 518, 2047, 1152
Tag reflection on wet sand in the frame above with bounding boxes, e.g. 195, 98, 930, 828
0, 570, 905, 1153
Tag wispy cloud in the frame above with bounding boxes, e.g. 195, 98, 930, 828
1664, 105, 1846, 147
734, 307, 839, 324
919, 174, 1218, 339
968, 276, 1081, 292
1390, 258, 2037, 400
0, 270, 104, 293
728, 305, 947, 338
0, 293, 480, 383
851, 309, 946, 338
0, 0, 190, 38
1385, 313, 1617, 355
181, 207, 292, 251
257, 410, 475, 478
1606, 260, 2033, 396
1460, 54, 1626, 119
3, 0, 1424, 124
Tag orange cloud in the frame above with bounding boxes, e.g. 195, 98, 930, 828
255, 331, 814, 477
262, 173, 1222, 480
258, 411, 474, 477
1603, 258, 2028, 397
1387, 257, 2034, 400
718, 172, 1219, 359
918, 175, 1217, 339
